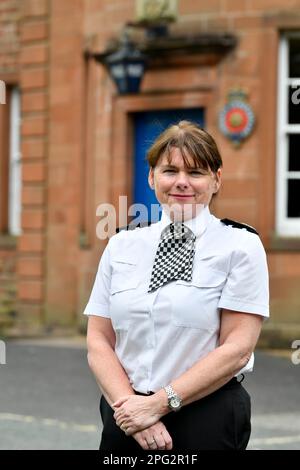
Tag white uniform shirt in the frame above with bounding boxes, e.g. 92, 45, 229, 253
84, 207, 269, 394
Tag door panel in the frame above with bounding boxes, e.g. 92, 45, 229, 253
133, 109, 204, 222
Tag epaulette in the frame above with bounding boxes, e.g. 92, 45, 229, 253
221, 218, 259, 235
116, 220, 153, 233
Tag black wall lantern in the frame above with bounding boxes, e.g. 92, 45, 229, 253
93, 32, 148, 95
88, 23, 237, 95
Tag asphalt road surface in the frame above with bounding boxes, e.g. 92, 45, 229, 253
0, 338, 299, 450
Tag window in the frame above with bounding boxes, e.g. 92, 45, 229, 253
276, 33, 300, 236
0, 85, 21, 236
8, 87, 21, 235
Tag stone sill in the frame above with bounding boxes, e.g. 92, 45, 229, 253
268, 235, 300, 252
258, 322, 300, 349
0, 234, 17, 250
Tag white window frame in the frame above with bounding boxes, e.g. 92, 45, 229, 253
276, 33, 300, 236
8, 86, 21, 236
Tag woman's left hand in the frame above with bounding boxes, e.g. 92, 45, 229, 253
112, 394, 164, 436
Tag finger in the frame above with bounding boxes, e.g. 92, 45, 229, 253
120, 424, 126, 433
147, 439, 158, 451
113, 408, 124, 420
112, 396, 130, 408
116, 417, 129, 430
119, 421, 127, 430
124, 426, 135, 436
112, 397, 126, 407
115, 417, 124, 427
116, 408, 130, 420
114, 409, 127, 424
118, 422, 132, 436
114, 412, 124, 424
131, 431, 148, 450
141, 438, 149, 450
138, 440, 147, 450
152, 434, 165, 450
161, 429, 173, 450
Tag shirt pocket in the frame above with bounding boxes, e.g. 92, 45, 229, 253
109, 261, 139, 330
172, 268, 227, 330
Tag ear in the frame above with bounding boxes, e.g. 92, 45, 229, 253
148, 167, 154, 189
214, 168, 222, 193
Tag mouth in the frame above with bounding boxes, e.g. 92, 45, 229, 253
169, 194, 195, 199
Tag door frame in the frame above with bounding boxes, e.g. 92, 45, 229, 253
111, 90, 214, 227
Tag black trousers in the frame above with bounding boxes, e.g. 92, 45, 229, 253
99, 378, 251, 451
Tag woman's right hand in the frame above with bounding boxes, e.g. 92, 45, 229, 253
132, 420, 173, 451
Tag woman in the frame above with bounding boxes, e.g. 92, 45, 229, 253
84, 121, 269, 451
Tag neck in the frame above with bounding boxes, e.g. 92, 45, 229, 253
161, 203, 206, 222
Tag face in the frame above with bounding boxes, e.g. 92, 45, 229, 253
148, 147, 221, 221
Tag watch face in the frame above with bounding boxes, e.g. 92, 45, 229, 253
170, 396, 181, 409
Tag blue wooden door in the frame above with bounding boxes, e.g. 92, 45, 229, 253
133, 109, 204, 222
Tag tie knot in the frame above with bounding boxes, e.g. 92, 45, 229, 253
161, 223, 195, 241
148, 222, 196, 293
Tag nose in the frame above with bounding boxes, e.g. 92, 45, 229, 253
175, 171, 190, 189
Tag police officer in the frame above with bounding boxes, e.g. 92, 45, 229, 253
84, 121, 269, 451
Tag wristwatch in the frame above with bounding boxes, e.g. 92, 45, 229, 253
163, 385, 182, 412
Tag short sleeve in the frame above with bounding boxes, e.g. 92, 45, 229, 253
218, 234, 269, 318
83, 242, 112, 318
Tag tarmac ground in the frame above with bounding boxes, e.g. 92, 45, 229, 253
0, 337, 299, 450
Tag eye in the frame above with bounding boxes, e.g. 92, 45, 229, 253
190, 170, 204, 175
163, 169, 176, 173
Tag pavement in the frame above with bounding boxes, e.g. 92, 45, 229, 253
0, 337, 299, 450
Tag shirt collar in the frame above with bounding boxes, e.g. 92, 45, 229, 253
158, 205, 212, 239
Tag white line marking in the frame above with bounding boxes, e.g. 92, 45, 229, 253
0, 413, 98, 433
250, 434, 300, 445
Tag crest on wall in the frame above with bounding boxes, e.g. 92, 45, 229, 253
218, 89, 255, 147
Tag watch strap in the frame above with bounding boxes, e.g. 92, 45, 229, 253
164, 384, 176, 399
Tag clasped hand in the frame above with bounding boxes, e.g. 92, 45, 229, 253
112, 394, 163, 436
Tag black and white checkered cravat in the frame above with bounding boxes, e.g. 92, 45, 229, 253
148, 222, 196, 293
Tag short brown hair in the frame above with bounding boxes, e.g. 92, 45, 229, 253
146, 120, 222, 173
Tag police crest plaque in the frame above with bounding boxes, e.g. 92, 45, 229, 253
219, 89, 255, 146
